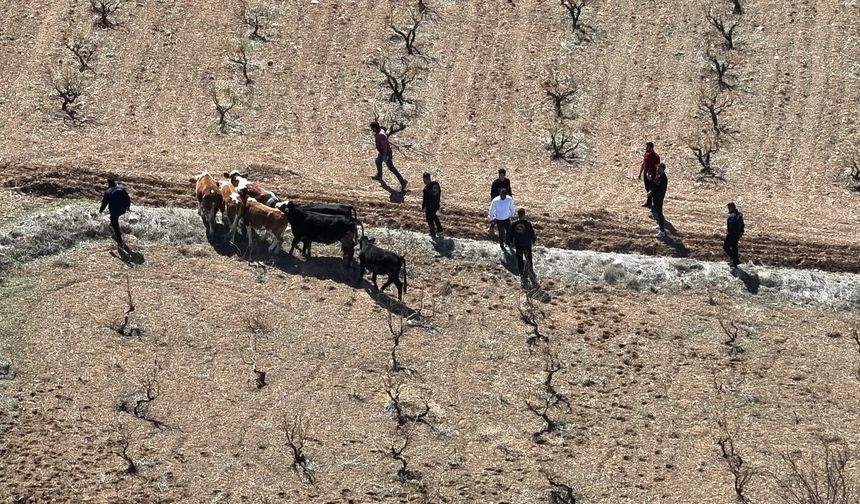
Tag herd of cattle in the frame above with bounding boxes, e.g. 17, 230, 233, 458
191, 171, 407, 300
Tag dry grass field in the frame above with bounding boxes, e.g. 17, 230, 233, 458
1, 0, 860, 502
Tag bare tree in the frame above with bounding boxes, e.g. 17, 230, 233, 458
545, 122, 583, 164
847, 154, 860, 191
237, 0, 269, 41
65, 34, 96, 72
114, 420, 138, 475
117, 360, 165, 429
697, 85, 734, 139
519, 293, 548, 347
716, 420, 755, 504
372, 58, 415, 106
706, 50, 738, 91
283, 415, 314, 483
772, 441, 860, 504
229, 40, 254, 85
115, 275, 141, 337
90, 0, 120, 29
546, 474, 580, 504
211, 88, 237, 133
542, 346, 570, 410
686, 128, 721, 179
384, 376, 431, 429
707, 9, 738, 50
852, 330, 860, 381
52, 67, 84, 122
543, 71, 577, 119
389, 435, 417, 481
560, 0, 591, 39
719, 319, 747, 356
242, 334, 267, 389
391, 9, 425, 56
526, 393, 559, 442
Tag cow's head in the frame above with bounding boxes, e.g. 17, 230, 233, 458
274, 201, 290, 214
358, 235, 376, 252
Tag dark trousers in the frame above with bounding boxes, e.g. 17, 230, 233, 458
494, 219, 510, 247
723, 235, 740, 266
109, 213, 123, 244
375, 153, 406, 185
643, 178, 654, 206
651, 194, 665, 232
425, 208, 442, 236
515, 244, 537, 286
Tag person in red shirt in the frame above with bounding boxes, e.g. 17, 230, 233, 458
370, 121, 407, 191
638, 141, 660, 208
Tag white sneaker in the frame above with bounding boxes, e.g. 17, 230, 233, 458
655, 231, 666, 238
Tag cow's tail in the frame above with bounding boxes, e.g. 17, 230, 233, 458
355, 219, 364, 238
400, 256, 407, 294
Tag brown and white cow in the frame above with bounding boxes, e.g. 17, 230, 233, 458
242, 197, 290, 257
190, 172, 222, 236
218, 180, 244, 243
224, 170, 280, 207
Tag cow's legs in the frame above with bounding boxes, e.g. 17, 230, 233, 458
302, 241, 312, 258
208, 205, 218, 236
227, 213, 241, 244
341, 238, 355, 267
356, 261, 365, 285
288, 236, 300, 255
371, 272, 379, 291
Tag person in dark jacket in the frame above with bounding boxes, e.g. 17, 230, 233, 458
490, 168, 512, 200
508, 208, 538, 288
638, 141, 660, 208
650, 163, 668, 238
422, 172, 443, 238
99, 178, 131, 245
723, 202, 745, 268
370, 121, 407, 191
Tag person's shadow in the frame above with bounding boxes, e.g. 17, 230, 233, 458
378, 179, 406, 204
731, 266, 761, 294
657, 219, 690, 257
112, 243, 145, 266
431, 236, 455, 257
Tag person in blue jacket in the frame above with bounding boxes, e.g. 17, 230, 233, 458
724, 202, 745, 268
99, 178, 131, 246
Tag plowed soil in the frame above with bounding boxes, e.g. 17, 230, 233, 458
4, 162, 858, 273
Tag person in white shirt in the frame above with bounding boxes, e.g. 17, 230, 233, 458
488, 189, 516, 249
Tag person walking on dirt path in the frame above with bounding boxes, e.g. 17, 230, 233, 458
638, 142, 661, 208
490, 168, 512, 200
99, 177, 131, 246
650, 163, 668, 238
508, 208, 538, 288
422, 172, 443, 238
488, 189, 516, 249
370, 121, 408, 191
723, 202, 745, 268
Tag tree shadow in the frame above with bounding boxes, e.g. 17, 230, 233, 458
378, 179, 406, 204
731, 266, 760, 294
111, 242, 145, 266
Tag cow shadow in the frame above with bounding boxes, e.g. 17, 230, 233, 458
731, 266, 761, 294
363, 285, 415, 318
378, 180, 406, 204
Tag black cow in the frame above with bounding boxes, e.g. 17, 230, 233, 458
357, 236, 407, 301
282, 201, 357, 266
300, 203, 364, 236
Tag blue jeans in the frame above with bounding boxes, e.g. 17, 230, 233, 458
375, 153, 405, 185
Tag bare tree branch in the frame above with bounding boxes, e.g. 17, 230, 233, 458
391, 9, 425, 56
90, 0, 120, 29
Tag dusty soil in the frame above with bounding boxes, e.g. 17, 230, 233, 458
1, 224, 859, 502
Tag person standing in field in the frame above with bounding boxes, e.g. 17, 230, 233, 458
99, 177, 131, 246
650, 163, 668, 238
638, 141, 661, 208
422, 172, 443, 238
508, 208, 538, 288
490, 168, 512, 200
724, 202, 745, 268
370, 121, 407, 191
488, 189, 516, 249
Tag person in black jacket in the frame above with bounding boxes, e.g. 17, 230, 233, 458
99, 178, 131, 245
490, 168, 512, 200
650, 163, 668, 238
422, 172, 443, 238
723, 202, 745, 268
508, 208, 538, 288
